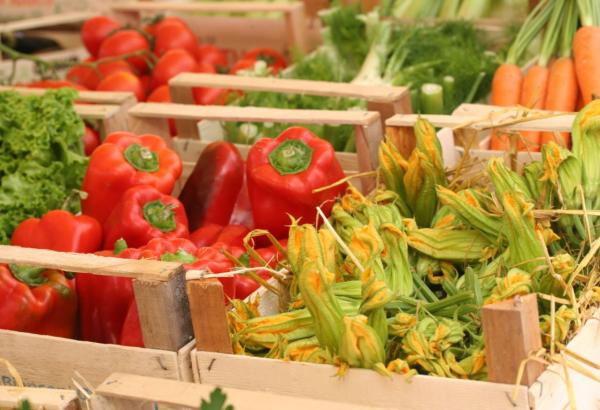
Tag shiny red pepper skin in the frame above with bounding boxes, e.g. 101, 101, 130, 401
189, 223, 224, 248
77, 250, 134, 344
11, 210, 102, 253
81, 132, 182, 224
0, 265, 77, 338
103, 185, 189, 249
179, 141, 244, 230
247, 127, 346, 238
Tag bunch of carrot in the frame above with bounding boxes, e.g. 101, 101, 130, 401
490, 0, 600, 152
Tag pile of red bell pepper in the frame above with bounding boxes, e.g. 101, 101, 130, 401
1, 125, 346, 348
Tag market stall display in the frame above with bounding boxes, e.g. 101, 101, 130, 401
0, 0, 599, 408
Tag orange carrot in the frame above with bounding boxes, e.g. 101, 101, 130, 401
491, 64, 523, 106
541, 57, 577, 147
518, 64, 549, 151
574, 26, 600, 105
576, 91, 585, 111
490, 131, 510, 151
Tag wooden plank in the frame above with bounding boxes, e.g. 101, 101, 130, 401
0, 11, 95, 32
386, 112, 575, 132
133, 269, 193, 351
92, 372, 385, 410
0, 245, 180, 281
128, 102, 381, 126
285, 3, 309, 53
169, 73, 409, 103
482, 294, 545, 386
0, 330, 182, 389
168, 82, 200, 139
0, 386, 78, 410
0, 86, 135, 105
177, 340, 197, 383
193, 351, 530, 410
111, 1, 304, 13
529, 311, 600, 410
75, 104, 121, 120
186, 279, 233, 354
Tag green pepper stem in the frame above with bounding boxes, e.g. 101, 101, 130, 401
123, 144, 160, 172
160, 249, 197, 264
10, 264, 48, 287
268, 139, 314, 175
143, 200, 177, 232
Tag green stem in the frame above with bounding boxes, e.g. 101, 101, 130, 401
143, 200, 177, 232
506, 0, 553, 65
123, 144, 160, 172
538, 0, 566, 67
560, 0, 579, 58
10, 264, 47, 287
577, 0, 593, 26
268, 139, 314, 175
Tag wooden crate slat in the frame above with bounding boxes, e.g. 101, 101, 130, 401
386, 112, 575, 132
128, 102, 381, 126
111, 1, 304, 14
192, 351, 530, 410
92, 372, 386, 410
170, 73, 409, 103
0, 245, 179, 281
0, 385, 78, 410
0, 11, 95, 33
0, 330, 184, 388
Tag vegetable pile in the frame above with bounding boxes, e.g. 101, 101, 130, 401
0, 89, 87, 243
226, 102, 600, 380
0, 109, 348, 350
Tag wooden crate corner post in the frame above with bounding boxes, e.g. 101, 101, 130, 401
481, 293, 546, 386
132, 265, 194, 351
355, 114, 383, 193
186, 277, 233, 354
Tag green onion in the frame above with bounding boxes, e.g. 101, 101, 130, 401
419, 83, 444, 114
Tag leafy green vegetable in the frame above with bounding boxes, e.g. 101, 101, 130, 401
200, 387, 234, 410
0, 89, 87, 243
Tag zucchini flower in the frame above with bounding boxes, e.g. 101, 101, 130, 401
487, 158, 533, 202
380, 224, 413, 296
571, 100, 600, 202
338, 315, 390, 377
389, 312, 417, 338
330, 203, 363, 244
406, 228, 493, 262
540, 305, 577, 346
436, 186, 503, 242
296, 224, 346, 355
284, 337, 333, 364
484, 268, 532, 305
499, 190, 545, 274
378, 139, 411, 216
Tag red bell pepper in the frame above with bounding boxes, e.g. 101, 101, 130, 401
189, 223, 224, 248
0, 265, 77, 338
81, 132, 182, 224
229, 174, 254, 228
77, 250, 134, 344
103, 185, 189, 249
179, 141, 244, 230
11, 210, 102, 253
246, 127, 346, 238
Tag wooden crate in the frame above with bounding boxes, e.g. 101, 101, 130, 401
0, 86, 135, 138
0, 11, 93, 83
109, 1, 318, 60
125, 102, 383, 193
184, 281, 600, 410
89, 372, 387, 409
168, 72, 412, 128
385, 104, 575, 171
0, 246, 195, 389
0, 385, 78, 410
